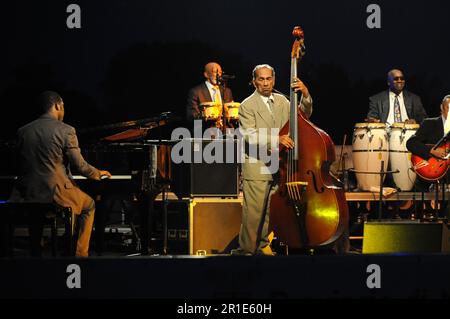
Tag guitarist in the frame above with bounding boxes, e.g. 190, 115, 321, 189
406, 95, 450, 193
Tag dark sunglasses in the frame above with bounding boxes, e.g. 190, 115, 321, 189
393, 76, 405, 81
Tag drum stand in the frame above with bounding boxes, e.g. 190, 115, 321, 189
350, 160, 399, 220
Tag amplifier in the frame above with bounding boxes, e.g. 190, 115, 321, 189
170, 139, 239, 198
156, 198, 242, 255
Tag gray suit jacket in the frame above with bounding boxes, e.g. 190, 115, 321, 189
9, 114, 100, 213
367, 90, 427, 124
239, 91, 312, 180
186, 82, 233, 121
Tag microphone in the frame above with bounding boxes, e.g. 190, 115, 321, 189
218, 73, 236, 84
219, 74, 236, 80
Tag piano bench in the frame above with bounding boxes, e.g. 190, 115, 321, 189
0, 202, 75, 257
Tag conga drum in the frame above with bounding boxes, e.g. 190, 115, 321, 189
352, 123, 389, 191
225, 102, 240, 120
200, 102, 222, 121
225, 102, 240, 127
389, 123, 419, 191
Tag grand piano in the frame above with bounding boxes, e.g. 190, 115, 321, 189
74, 112, 178, 255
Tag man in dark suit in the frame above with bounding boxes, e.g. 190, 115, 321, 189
186, 62, 234, 125
9, 91, 111, 257
407, 95, 450, 195
407, 95, 450, 162
406, 95, 450, 219
367, 69, 427, 125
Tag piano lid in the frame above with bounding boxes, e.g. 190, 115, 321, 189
78, 112, 181, 142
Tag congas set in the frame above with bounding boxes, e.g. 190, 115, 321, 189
225, 102, 240, 121
352, 123, 389, 191
388, 123, 419, 191
200, 102, 222, 121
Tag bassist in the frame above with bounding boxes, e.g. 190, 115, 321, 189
234, 64, 312, 256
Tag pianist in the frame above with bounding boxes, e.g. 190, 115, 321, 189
9, 91, 111, 257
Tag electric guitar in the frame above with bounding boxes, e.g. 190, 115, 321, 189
411, 142, 450, 181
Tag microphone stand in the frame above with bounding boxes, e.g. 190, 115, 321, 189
220, 80, 227, 136
217, 74, 233, 136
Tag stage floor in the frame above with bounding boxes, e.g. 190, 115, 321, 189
2, 194, 449, 300
1, 253, 450, 299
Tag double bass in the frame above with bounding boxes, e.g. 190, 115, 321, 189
270, 26, 349, 248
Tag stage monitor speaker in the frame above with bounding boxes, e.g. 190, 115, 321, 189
160, 198, 242, 255
171, 139, 239, 198
362, 221, 450, 254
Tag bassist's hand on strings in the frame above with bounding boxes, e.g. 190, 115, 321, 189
291, 77, 309, 98
279, 134, 295, 149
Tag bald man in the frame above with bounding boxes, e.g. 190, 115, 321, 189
367, 69, 427, 125
186, 62, 234, 123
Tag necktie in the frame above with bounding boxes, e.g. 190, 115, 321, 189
212, 87, 221, 103
394, 95, 402, 123
267, 98, 274, 117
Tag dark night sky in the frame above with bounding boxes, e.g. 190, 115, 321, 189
1, 0, 450, 143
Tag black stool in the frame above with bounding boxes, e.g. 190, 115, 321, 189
0, 202, 74, 257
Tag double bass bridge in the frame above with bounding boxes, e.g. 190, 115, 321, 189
286, 181, 308, 202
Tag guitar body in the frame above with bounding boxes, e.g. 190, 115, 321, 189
411, 143, 450, 181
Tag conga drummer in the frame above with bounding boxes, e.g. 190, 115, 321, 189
186, 61, 239, 131
352, 69, 428, 193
